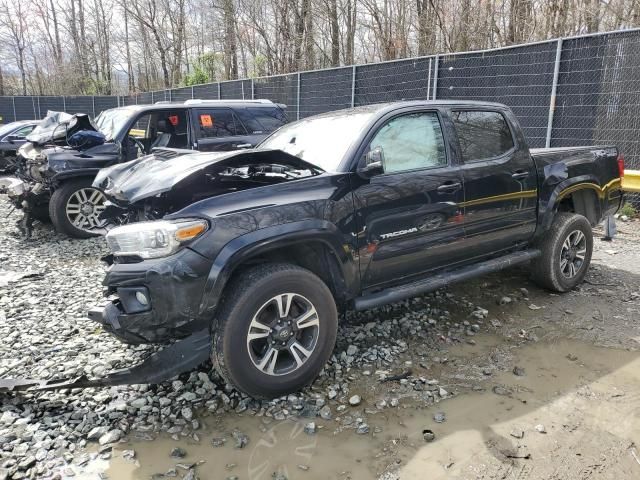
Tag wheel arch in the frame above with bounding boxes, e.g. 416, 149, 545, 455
197, 220, 359, 317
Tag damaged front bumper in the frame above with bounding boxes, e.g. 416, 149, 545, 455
0, 329, 211, 393
90, 247, 214, 344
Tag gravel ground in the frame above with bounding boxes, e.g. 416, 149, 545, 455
1, 197, 639, 480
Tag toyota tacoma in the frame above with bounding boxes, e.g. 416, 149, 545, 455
85, 100, 624, 398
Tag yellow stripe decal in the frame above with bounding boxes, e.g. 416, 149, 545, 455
557, 178, 621, 200
459, 189, 538, 207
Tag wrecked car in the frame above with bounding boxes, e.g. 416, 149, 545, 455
0, 101, 623, 398
72, 100, 621, 399
0, 120, 39, 173
5, 100, 287, 238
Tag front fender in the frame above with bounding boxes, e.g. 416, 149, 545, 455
197, 220, 359, 316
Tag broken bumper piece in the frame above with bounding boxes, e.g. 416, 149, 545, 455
0, 329, 211, 393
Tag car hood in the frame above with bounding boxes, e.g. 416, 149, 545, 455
93, 148, 321, 204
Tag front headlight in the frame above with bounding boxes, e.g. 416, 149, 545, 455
105, 219, 209, 259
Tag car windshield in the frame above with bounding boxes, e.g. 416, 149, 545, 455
94, 107, 138, 140
258, 111, 375, 171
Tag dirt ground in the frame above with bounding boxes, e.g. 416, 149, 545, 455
92, 219, 640, 480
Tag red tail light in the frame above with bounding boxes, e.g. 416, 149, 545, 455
618, 153, 625, 178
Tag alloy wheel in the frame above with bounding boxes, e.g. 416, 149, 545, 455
65, 188, 107, 232
246, 293, 320, 376
559, 229, 587, 278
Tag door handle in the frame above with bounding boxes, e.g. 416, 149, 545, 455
437, 181, 462, 193
235, 143, 253, 149
512, 170, 530, 180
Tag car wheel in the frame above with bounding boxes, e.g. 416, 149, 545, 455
531, 212, 593, 292
49, 179, 107, 238
212, 263, 338, 398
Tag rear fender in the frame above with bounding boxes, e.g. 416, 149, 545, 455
197, 220, 359, 316
537, 174, 620, 236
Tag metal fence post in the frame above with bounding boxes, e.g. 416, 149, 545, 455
168, 90, 172, 102
432, 55, 439, 100
92, 96, 96, 117
546, 38, 563, 148
217, 83, 221, 100
191, 86, 194, 99
62, 96, 67, 112
37, 97, 41, 118
296, 73, 301, 120
12, 97, 16, 122
241, 81, 245, 100
351, 65, 356, 108
427, 58, 432, 101
251, 78, 255, 100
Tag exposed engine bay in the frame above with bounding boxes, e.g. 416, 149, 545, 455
95, 148, 323, 224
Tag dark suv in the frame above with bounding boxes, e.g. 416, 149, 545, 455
9, 100, 287, 238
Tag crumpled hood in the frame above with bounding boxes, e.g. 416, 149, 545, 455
26, 111, 97, 146
93, 148, 320, 204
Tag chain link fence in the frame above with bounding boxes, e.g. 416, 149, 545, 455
1, 28, 639, 180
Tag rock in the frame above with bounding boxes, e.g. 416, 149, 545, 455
348, 395, 361, 406
211, 437, 226, 447
535, 424, 547, 434
297, 464, 310, 471
183, 469, 197, 480
232, 430, 249, 449
170, 447, 187, 458
303, 422, 317, 435
510, 429, 524, 439
498, 296, 512, 305
17, 456, 36, 471
433, 412, 446, 423
438, 387, 448, 397
181, 407, 194, 421
356, 424, 370, 435
528, 304, 542, 310
492, 385, 511, 396
512, 366, 525, 376
87, 426, 109, 441
422, 429, 435, 442
98, 429, 122, 445
122, 450, 136, 461
346, 345, 358, 356
319, 406, 332, 420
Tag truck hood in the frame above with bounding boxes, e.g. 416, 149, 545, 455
93, 148, 322, 204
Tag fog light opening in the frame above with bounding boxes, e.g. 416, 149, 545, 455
135, 291, 149, 306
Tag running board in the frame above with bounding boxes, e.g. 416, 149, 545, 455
354, 249, 541, 311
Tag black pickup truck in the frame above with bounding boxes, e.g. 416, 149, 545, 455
91, 101, 623, 398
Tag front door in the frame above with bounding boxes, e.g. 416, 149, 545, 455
351, 110, 466, 290
449, 109, 538, 257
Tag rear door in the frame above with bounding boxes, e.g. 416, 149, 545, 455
191, 107, 255, 151
449, 109, 537, 256
351, 109, 467, 290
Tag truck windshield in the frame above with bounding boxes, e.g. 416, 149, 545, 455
259, 111, 374, 171
94, 107, 138, 141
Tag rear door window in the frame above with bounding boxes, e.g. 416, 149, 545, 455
235, 107, 287, 134
451, 111, 515, 162
195, 108, 246, 138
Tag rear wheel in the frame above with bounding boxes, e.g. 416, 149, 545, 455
49, 178, 107, 238
531, 212, 593, 292
212, 263, 338, 398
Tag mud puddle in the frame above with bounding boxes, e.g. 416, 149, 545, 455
96, 336, 640, 480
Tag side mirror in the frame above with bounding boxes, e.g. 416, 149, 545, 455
361, 146, 385, 176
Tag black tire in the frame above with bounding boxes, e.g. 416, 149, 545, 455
531, 212, 593, 292
49, 178, 106, 239
212, 263, 338, 398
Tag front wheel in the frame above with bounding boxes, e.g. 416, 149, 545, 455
212, 263, 338, 398
531, 212, 593, 292
49, 179, 107, 238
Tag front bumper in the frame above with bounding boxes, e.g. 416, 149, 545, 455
89, 247, 214, 344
